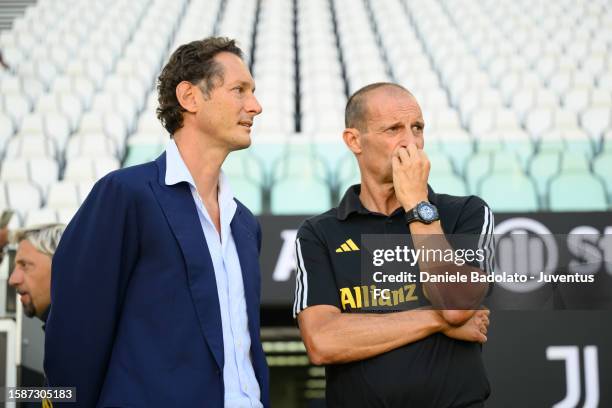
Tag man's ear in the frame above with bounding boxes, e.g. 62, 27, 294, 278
343, 128, 362, 154
175, 81, 199, 113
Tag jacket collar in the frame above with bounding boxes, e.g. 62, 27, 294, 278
336, 184, 437, 221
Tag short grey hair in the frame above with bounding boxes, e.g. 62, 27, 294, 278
12, 223, 66, 257
345, 82, 413, 132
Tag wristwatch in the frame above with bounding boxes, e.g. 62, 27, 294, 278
405, 201, 439, 224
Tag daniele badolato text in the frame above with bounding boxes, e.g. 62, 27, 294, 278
341, 245, 596, 312
369, 245, 595, 284
373, 270, 595, 284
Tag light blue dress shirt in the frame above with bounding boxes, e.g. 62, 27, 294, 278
165, 140, 262, 408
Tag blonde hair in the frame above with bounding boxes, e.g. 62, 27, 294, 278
12, 223, 66, 257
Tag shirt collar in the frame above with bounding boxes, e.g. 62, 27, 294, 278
336, 184, 437, 221
165, 139, 196, 187
164, 139, 237, 214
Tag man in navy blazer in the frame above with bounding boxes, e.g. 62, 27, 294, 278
44, 37, 269, 407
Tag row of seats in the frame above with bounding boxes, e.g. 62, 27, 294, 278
1, 0, 611, 227
0, 0, 187, 228
0, 179, 89, 229
119, 136, 612, 214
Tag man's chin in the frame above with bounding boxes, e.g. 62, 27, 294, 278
231, 134, 252, 151
22, 304, 36, 318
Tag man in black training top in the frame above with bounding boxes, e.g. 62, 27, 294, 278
293, 83, 495, 407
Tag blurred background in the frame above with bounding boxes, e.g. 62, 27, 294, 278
0, 0, 610, 406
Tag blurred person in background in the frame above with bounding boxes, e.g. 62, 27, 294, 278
8, 225, 65, 408
9, 223, 65, 323
44, 36, 269, 407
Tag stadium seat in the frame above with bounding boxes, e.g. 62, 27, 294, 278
51, 76, 95, 109
593, 153, 612, 200
479, 173, 539, 212
524, 107, 554, 139
581, 106, 611, 140
24, 208, 59, 226
464, 152, 491, 194
495, 129, 534, 166
491, 153, 523, 174
65, 135, 119, 159
435, 129, 474, 172
4, 135, 57, 159
549, 174, 608, 211
0, 159, 29, 184
560, 152, 590, 173
19, 112, 71, 150
0, 112, 16, 151
0, 181, 42, 214
528, 151, 561, 204
46, 181, 80, 209
137, 114, 169, 136
249, 138, 290, 182
0, 0, 609, 219
35, 92, 83, 131
429, 174, 468, 196
1, 93, 31, 128
91, 92, 139, 131
222, 149, 266, 188
311, 140, 350, 180
123, 143, 165, 167
271, 179, 332, 215
428, 152, 456, 175
603, 131, 612, 153
78, 112, 128, 154
272, 150, 328, 187
63, 157, 120, 182
335, 154, 360, 200
539, 128, 594, 157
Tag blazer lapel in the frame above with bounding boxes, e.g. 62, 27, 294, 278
230, 207, 260, 340
149, 153, 224, 370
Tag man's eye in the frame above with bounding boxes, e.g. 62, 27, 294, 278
233, 87, 243, 93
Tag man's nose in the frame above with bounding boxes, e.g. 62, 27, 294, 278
247, 94, 262, 115
8, 269, 22, 286
400, 132, 417, 146
403, 130, 423, 149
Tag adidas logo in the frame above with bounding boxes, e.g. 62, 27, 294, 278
335, 238, 359, 253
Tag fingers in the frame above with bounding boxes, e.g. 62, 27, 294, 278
472, 313, 489, 343
398, 146, 410, 163
478, 322, 488, 343
396, 143, 425, 164
477, 314, 489, 329
407, 143, 418, 157
392, 145, 403, 158
473, 309, 490, 320
477, 308, 490, 315
392, 155, 401, 171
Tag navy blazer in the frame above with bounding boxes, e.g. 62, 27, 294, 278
44, 153, 270, 407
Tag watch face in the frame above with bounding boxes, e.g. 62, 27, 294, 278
417, 202, 437, 221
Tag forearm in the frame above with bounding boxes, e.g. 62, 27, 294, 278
300, 308, 445, 365
410, 221, 488, 316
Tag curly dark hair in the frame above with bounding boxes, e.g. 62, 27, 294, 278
156, 37, 243, 135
